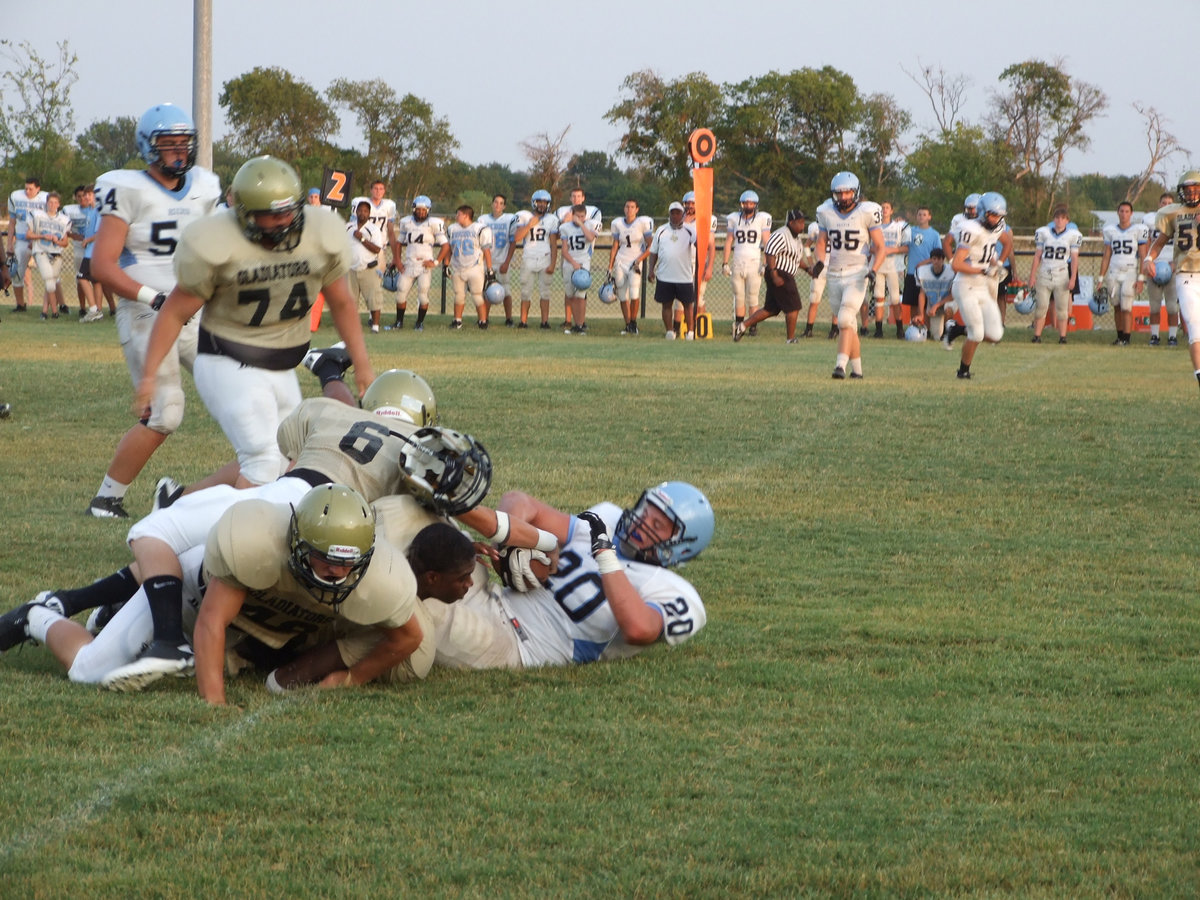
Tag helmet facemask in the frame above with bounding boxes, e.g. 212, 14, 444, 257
397, 427, 492, 516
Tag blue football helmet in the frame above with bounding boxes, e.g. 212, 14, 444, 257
1089, 285, 1111, 316
412, 195, 432, 220
830, 172, 861, 211
1013, 289, 1036, 315
1153, 260, 1173, 286
598, 282, 617, 304
739, 190, 759, 215
904, 323, 928, 342
978, 192, 1007, 227
532, 189, 552, 214
136, 103, 197, 175
616, 482, 713, 568
484, 282, 506, 305
571, 268, 592, 291
963, 193, 982, 215
682, 191, 696, 204
381, 265, 400, 292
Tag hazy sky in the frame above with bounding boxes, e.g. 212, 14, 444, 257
7, 0, 1199, 192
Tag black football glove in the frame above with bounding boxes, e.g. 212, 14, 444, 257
577, 510, 614, 556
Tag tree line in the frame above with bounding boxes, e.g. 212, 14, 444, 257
1, 40, 1187, 230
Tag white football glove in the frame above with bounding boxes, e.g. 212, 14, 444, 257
498, 547, 550, 592
722, 263, 732, 276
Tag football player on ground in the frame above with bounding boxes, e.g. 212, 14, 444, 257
478, 195, 517, 326
608, 199, 654, 335
438, 205, 494, 329
1029, 206, 1082, 344
137, 155, 374, 491
5, 176, 47, 313
507, 190, 559, 328
390, 196, 447, 331
1143, 192, 1180, 346
269, 482, 712, 685
722, 190, 772, 336
1099, 201, 1149, 346
87, 104, 223, 519
813, 172, 885, 379
944, 192, 1012, 379
1144, 172, 1200, 393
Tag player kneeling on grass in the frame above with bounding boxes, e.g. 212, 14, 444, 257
268, 482, 714, 684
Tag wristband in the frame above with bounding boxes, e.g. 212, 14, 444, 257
491, 510, 510, 545
137, 285, 159, 305
595, 548, 622, 575
534, 528, 558, 553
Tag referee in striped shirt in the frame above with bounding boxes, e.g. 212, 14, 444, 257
734, 208, 810, 343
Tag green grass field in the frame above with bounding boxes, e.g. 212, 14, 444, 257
1, 309, 1198, 897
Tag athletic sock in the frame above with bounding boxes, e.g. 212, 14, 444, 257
26, 605, 66, 644
55, 566, 139, 616
144, 575, 185, 645
1170, 326, 1179, 339
849, 358, 863, 376
415, 306, 428, 326
96, 476, 129, 500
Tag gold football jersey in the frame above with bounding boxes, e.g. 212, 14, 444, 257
1154, 204, 1200, 273
203, 498, 417, 649
276, 398, 420, 502
175, 206, 351, 350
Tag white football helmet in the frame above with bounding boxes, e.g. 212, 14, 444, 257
398, 427, 492, 516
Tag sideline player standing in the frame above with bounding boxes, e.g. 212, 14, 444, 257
1099, 201, 1148, 346
813, 172, 884, 379
1144, 172, 1200, 393
1143, 192, 1179, 345
722, 190, 771, 335
439, 205, 494, 329
391, 196, 447, 331
5, 177, 48, 313
1029, 206, 1081, 344
479, 194, 517, 326
556, 188, 602, 329
508, 190, 558, 328
608, 198, 654, 335
87, 103, 222, 518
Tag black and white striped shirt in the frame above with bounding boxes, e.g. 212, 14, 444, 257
763, 227, 804, 276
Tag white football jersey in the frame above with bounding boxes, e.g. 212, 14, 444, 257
610, 215, 655, 266
446, 221, 493, 270
559, 220, 596, 266
8, 189, 48, 239
395, 214, 447, 265
1144, 209, 1174, 251
495, 502, 706, 666
478, 212, 516, 267
880, 219, 906, 273
556, 204, 602, 231
93, 167, 222, 294
918, 263, 955, 304
348, 196, 397, 238
514, 210, 559, 266
815, 199, 882, 274
1102, 222, 1149, 273
26, 209, 72, 253
953, 218, 1006, 284
1033, 223, 1082, 274
725, 210, 772, 261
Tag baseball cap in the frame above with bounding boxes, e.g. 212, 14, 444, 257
786, 208, 806, 223
668, 201, 684, 213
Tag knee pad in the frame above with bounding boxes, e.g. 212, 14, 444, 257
146, 388, 185, 434
238, 445, 286, 486
836, 305, 859, 329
